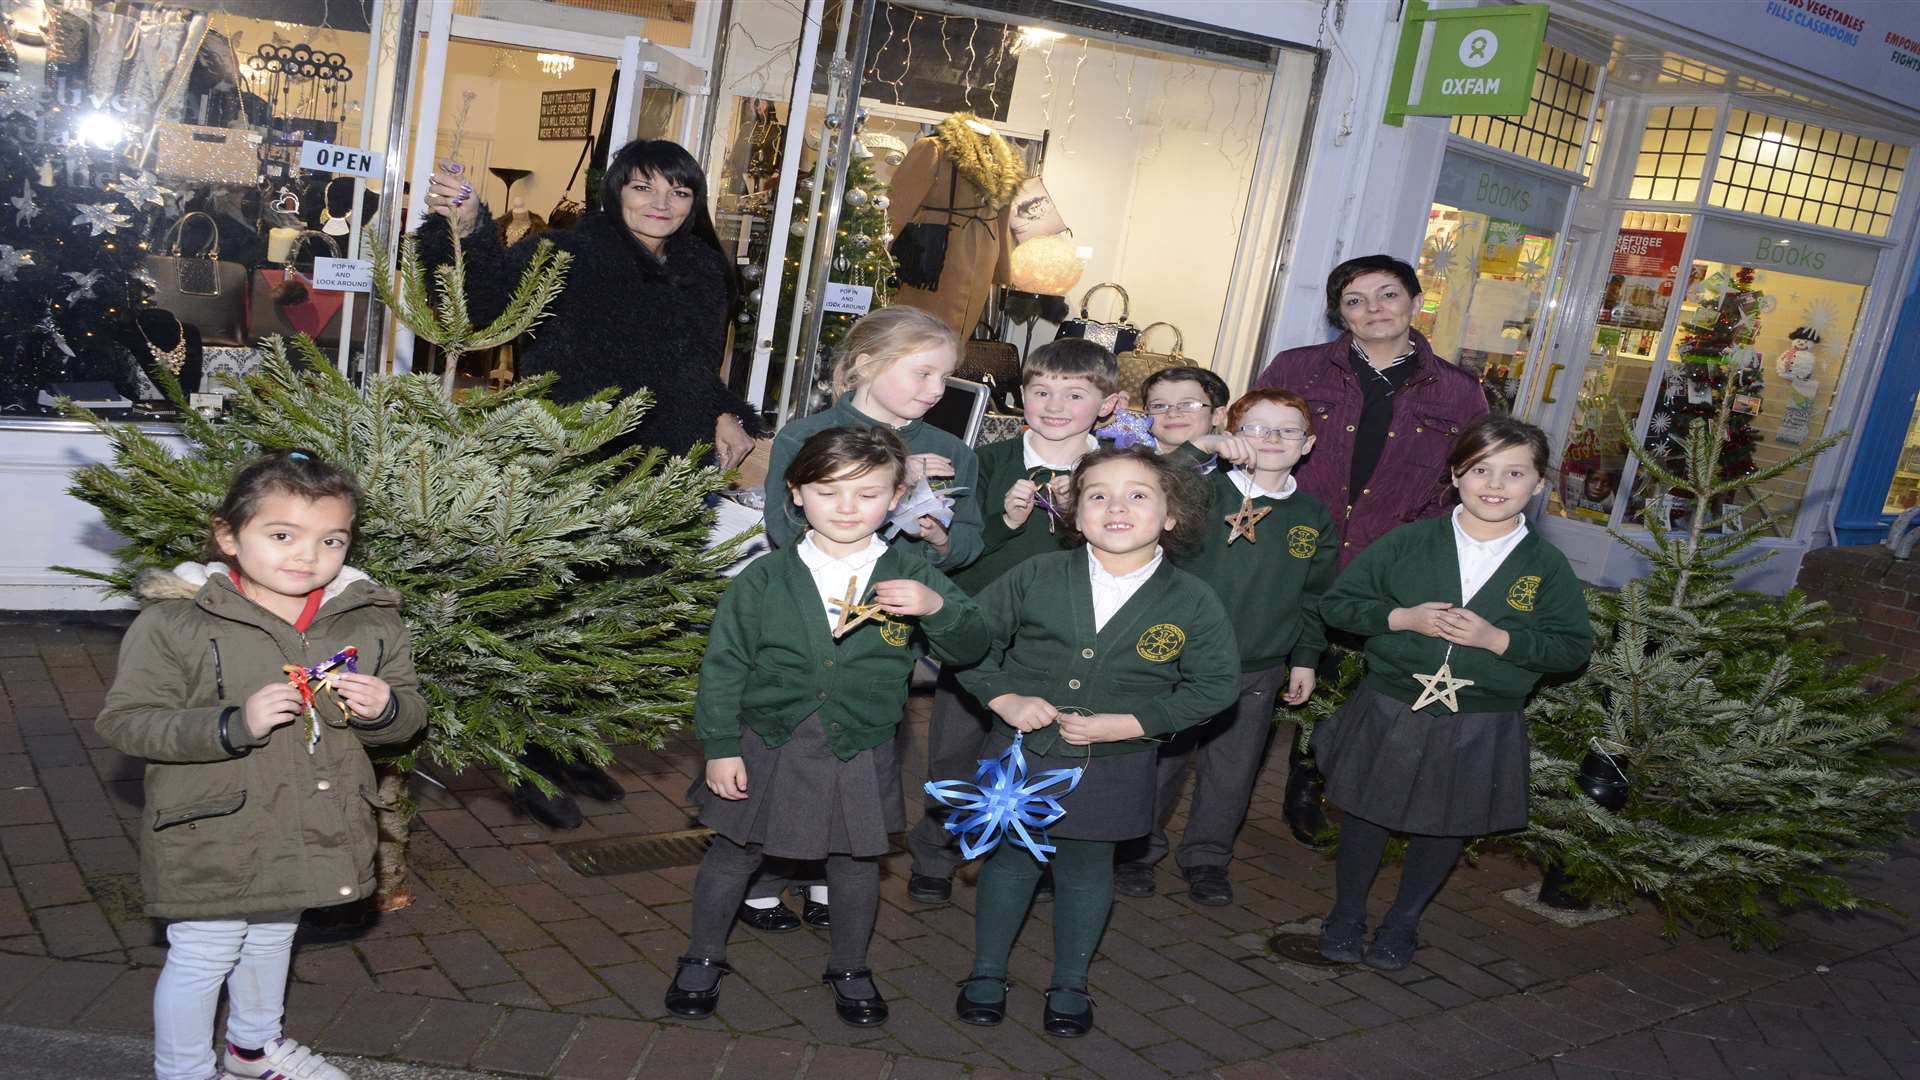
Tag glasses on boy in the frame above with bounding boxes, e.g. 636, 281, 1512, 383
1234, 424, 1309, 442
1145, 400, 1213, 415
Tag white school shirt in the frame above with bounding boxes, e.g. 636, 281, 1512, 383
1227, 468, 1298, 501
796, 533, 889, 630
1451, 505, 1528, 605
1022, 430, 1100, 470
1088, 546, 1165, 633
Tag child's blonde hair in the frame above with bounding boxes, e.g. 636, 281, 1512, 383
830, 306, 960, 395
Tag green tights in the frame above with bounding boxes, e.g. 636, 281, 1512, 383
967, 837, 1113, 1011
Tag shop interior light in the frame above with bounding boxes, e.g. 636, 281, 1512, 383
76, 111, 124, 149
538, 52, 576, 77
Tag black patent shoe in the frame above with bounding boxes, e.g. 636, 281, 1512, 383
908, 872, 953, 904
803, 898, 830, 928
1364, 926, 1418, 972
663, 955, 731, 1018
1042, 985, 1095, 1038
822, 968, 888, 1027
954, 976, 1009, 1026
736, 900, 802, 933
1283, 754, 1329, 846
512, 780, 584, 830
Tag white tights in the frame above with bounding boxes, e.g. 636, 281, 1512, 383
152, 916, 298, 1080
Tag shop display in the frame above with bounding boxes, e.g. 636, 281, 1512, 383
1774, 325, 1821, 445
145, 211, 247, 346
1058, 282, 1140, 354
886, 112, 1021, 333
248, 231, 345, 347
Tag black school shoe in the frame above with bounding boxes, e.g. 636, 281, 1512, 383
1364, 926, 1418, 971
907, 873, 953, 904
555, 758, 627, 802
1042, 986, 1095, 1038
954, 976, 1009, 1026
736, 900, 802, 933
663, 956, 731, 1018
822, 968, 888, 1027
803, 898, 830, 928
1113, 863, 1156, 898
1183, 866, 1233, 906
511, 780, 584, 830
1318, 918, 1365, 964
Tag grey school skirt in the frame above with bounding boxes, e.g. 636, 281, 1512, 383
972, 730, 1157, 843
691, 712, 905, 860
1310, 683, 1530, 838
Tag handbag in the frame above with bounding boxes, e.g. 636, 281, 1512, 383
248, 232, 347, 348
958, 327, 1023, 414
154, 120, 261, 185
889, 162, 957, 290
144, 212, 249, 346
1117, 322, 1194, 402
1058, 283, 1139, 354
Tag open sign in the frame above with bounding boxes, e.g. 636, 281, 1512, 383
298, 140, 384, 178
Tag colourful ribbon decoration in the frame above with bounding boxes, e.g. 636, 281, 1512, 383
283, 646, 358, 753
924, 732, 1083, 862
1094, 408, 1157, 450
1027, 468, 1069, 532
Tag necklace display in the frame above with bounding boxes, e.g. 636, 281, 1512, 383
320, 177, 353, 237
1223, 496, 1271, 544
137, 315, 187, 375
1411, 643, 1475, 712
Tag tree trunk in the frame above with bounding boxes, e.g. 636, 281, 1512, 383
373, 763, 416, 912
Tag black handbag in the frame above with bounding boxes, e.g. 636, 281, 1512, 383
889, 163, 958, 290
1058, 282, 1140, 354
144, 212, 249, 346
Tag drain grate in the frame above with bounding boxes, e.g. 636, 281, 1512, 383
553, 828, 715, 876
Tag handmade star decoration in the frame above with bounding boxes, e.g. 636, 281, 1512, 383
0, 244, 31, 282
1028, 468, 1069, 533
886, 478, 965, 540
924, 732, 1083, 862
283, 646, 359, 753
1095, 408, 1157, 450
1411, 644, 1475, 712
73, 202, 133, 236
1224, 496, 1272, 545
829, 576, 884, 638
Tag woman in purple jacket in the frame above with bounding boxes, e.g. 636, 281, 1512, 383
1253, 254, 1489, 843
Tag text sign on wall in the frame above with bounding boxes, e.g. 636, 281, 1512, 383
1386, 1, 1549, 124
1432, 150, 1570, 233
538, 89, 596, 141
1693, 219, 1881, 285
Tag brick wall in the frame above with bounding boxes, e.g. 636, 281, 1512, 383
1797, 545, 1920, 684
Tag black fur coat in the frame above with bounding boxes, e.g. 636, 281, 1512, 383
415, 207, 757, 458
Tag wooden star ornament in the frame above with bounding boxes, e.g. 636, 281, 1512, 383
831, 576, 885, 638
1411, 655, 1475, 712
1224, 497, 1273, 545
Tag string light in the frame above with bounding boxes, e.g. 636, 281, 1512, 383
963, 19, 979, 113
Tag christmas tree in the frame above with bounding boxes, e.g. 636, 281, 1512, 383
1639, 266, 1766, 523
770, 151, 895, 411
0, 98, 166, 407
62, 231, 744, 907
1516, 386, 1920, 948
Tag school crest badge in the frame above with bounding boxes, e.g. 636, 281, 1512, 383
879, 617, 911, 647
1287, 525, 1320, 559
1507, 575, 1541, 612
1136, 623, 1186, 662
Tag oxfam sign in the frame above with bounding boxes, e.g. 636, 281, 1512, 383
1387, 2, 1548, 124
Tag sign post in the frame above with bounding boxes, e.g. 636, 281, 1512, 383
1386, 1, 1549, 125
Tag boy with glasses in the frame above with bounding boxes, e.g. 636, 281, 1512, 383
1114, 388, 1339, 905
1139, 367, 1231, 455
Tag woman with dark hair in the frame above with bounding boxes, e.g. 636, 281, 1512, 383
417, 139, 760, 828
417, 139, 758, 467
1252, 254, 1490, 845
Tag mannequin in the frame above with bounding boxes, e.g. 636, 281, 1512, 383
886, 112, 1024, 334
498, 196, 548, 246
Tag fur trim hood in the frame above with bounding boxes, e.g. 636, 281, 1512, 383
134, 561, 375, 606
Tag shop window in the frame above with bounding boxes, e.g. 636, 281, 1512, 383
1449, 45, 1598, 175
1551, 212, 1693, 524
1708, 109, 1909, 238
1415, 152, 1572, 414
1625, 219, 1874, 536
1887, 404, 1920, 514
1628, 105, 1715, 203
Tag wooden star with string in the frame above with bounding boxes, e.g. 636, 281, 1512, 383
1411, 660, 1475, 712
831, 575, 884, 638
1224, 497, 1273, 545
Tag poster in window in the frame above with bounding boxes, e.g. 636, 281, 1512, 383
1602, 229, 1687, 330
539, 89, 596, 141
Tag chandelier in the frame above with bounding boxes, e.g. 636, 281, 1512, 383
538, 52, 576, 78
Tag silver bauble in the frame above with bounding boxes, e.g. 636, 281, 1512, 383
844, 187, 869, 209
873, 194, 890, 211
790, 221, 808, 237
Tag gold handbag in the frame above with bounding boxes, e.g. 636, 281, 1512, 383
1117, 322, 1194, 403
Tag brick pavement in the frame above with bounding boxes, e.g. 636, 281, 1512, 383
1, 615, 1917, 1079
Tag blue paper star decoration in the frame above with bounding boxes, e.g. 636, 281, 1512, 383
924, 732, 1082, 862
1095, 408, 1157, 450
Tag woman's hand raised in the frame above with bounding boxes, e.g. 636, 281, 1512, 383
425, 160, 481, 237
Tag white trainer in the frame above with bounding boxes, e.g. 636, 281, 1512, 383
222, 1037, 350, 1080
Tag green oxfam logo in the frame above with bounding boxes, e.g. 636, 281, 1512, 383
1460, 29, 1498, 68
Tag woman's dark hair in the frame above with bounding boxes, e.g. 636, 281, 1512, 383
600, 139, 725, 261
1060, 446, 1210, 557
1324, 254, 1422, 330
211, 448, 359, 547
1447, 415, 1552, 478
784, 425, 909, 492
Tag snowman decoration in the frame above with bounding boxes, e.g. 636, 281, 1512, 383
1775, 326, 1820, 402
